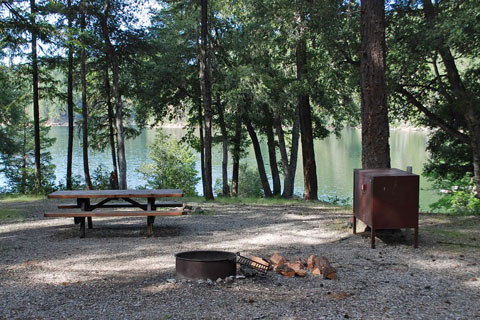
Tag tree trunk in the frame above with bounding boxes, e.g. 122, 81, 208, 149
101, 0, 127, 189
104, 62, 118, 189
199, 0, 214, 200
30, 0, 41, 189
231, 117, 241, 197
466, 112, 480, 199
296, 34, 318, 200
80, 0, 92, 190
266, 122, 281, 196
466, 114, 480, 198
216, 98, 230, 196
21, 115, 27, 194
360, 0, 391, 169
198, 103, 206, 196
276, 105, 300, 198
244, 116, 273, 198
66, 0, 74, 190
422, 0, 480, 198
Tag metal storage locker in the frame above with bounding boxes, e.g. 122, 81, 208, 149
353, 168, 419, 248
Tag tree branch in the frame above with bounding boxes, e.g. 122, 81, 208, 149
395, 86, 469, 143
2, 1, 29, 24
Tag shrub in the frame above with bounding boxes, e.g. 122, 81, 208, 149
214, 164, 264, 198
429, 173, 480, 215
91, 165, 112, 190
137, 129, 200, 196
237, 164, 264, 198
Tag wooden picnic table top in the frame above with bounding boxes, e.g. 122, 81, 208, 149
48, 189, 184, 199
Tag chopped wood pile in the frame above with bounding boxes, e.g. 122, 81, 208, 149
250, 253, 336, 279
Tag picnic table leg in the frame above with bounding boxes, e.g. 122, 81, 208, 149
147, 197, 155, 211
79, 199, 93, 229
87, 217, 93, 229
79, 217, 86, 238
146, 216, 155, 236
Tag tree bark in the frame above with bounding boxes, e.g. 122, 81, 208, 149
360, 0, 391, 169
422, 0, 480, 198
276, 105, 300, 198
266, 121, 281, 196
30, 0, 41, 189
104, 62, 118, 189
244, 116, 273, 198
199, 0, 214, 200
296, 34, 318, 200
198, 103, 206, 196
21, 114, 27, 194
101, 0, 127, 189
216, 98, 230, 196
66, 0, 74, 190
231, 116, 241, 197
80, 0, 92, 190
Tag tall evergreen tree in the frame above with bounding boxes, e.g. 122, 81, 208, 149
199, 0, 214, 200
66, 0, 75, 190
360, 0, 390, 169
296, 2, 318, 200
100, 0, 127, 189
80, 0, 93, 189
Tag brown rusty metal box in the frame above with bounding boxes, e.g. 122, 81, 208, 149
353, 168, 419, 248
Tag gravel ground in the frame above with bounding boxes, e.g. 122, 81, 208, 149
1, 199, 479, 320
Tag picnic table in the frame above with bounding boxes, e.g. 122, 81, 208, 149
45, 189, 184, 238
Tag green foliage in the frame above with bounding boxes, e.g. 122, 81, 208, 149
0, 66, 24, 156
56, 174, 84, 191
91, 165, 112, 190
214, 164, 263, 198
137, 129, 200, 196
0, 65, 57, 195
213, 178, 225, 197
423, 131, 473, 182
387, 0, 480, 214
237, 164, 264, 198
1, 116, 56, 194
429, 173, 480, 215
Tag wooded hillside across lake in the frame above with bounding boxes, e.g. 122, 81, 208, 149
1, 0, 479, 214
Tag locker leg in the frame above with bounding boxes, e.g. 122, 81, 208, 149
371, 228, 376, 249
414, 227, 419, 248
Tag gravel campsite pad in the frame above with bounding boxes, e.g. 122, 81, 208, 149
1, 199, 480, 319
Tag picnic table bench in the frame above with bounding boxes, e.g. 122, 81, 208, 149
45, 189, 184, 238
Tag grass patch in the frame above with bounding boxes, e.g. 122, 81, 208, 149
0, 208, 24, 220
0, 194, 45, 202
437, 230, 464, 238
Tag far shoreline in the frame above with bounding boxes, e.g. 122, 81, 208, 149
46, 122, 430, 132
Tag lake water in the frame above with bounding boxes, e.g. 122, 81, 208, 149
1, 126, 439, 210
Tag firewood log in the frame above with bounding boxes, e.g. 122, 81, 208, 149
313, 256, 336, 280
269, 253, 285, 266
